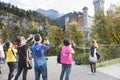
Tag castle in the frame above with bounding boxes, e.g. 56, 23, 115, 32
65, 0, 104, 42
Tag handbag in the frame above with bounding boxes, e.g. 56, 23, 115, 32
96, 52, 100, 60
75, 59, 81, 65
26, 50, 33, 69
26, 57, 32, 69
89, 56, 97, 63
36, 57, 46, 67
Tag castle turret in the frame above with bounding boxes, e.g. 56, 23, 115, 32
93, 0, 104, 14
65, 17, 69, 31
83, 6, 88, 29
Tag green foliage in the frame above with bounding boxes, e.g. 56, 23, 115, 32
0, 24, 29, 42
74, 47, 89, 64
93, 6, 120, 44
48, 22, 84, 47
49, 26, 65, 47
79, 53, 89, 64
99, 45, 120, 61
46, 47, 60, 56
67, 22, 84, 46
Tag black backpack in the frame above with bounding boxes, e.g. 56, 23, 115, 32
57, 47, 62, 64
57, 53, 61, 64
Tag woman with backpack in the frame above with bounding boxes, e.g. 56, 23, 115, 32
60, 39, 75, 80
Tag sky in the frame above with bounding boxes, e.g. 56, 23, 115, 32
0, 0, 120, 16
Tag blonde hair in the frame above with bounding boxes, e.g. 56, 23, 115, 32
92, 39, 98, 48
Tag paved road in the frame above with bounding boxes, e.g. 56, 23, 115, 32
0, 56, 119, 80
97, 63, 120, 79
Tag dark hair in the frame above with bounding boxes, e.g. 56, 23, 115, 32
4, 42, 11, 52
63, 39, 70, 46
15, 36, 22, 45
34, 34, 41, 41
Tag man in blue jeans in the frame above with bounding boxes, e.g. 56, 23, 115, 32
31, 34, 50, 80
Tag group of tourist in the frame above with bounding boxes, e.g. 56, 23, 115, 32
0, 33, 99, 80
0, 34, 50, 80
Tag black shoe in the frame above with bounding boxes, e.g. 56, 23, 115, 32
0, 70, 2, 74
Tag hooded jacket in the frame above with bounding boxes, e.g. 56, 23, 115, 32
31, 43, 50, 68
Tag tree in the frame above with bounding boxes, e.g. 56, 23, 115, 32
67, 22, 84, 46
93, 6, 120, 44
107, 7, 120, 44
49, 26, 64, 46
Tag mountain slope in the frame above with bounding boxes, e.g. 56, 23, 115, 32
36, 9, 62, 19
55, 12, 73, 25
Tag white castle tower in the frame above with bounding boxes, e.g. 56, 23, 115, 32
83, 7, 88, 29
65, 17, 69, 31
93, 0, 105, 14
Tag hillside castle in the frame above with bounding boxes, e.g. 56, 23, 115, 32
65, 0, 105, 42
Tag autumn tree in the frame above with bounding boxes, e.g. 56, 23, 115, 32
49, 26, 64, 46
67, 22, 84, 46
93, 7, 120, 44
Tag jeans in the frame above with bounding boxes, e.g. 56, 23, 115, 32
7, 62, 17, 80
34, 67, 47, 80
60, 64, 72, 80
14, 66, 28, 80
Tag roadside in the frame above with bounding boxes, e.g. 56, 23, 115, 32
97, 58, 120, 68
97, 58, 120, 79
97, 63, 120, 79
0, 56, 119, 80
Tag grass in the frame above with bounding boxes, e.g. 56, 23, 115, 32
97, 58, 120, 68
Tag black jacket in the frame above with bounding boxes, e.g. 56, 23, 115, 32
17, 44, 29, 67
90, 46, 95, 57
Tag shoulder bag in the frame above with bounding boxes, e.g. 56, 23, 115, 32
26, 49, 33, 69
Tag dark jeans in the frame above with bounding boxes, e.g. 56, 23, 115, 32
60, 64, 72, 80
34, 67, 47, 80
7, 62, 17, 80
14, 66, 28, 80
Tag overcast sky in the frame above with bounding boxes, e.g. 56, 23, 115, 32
0, 0, 120, 16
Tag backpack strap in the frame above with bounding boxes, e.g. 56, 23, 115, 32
11, 49, 17, 60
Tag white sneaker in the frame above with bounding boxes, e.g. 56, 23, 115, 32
93, 72, 96, 75
88, 72, 93, 75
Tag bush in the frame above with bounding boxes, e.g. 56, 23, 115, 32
46, 45, 120, 65
46, 47, 60, 56
99, 45, 120, 61
74, 47, 89, 64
